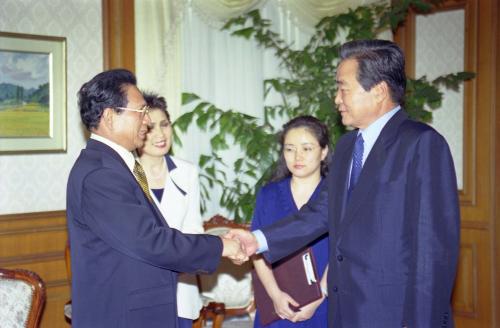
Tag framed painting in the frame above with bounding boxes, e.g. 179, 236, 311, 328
0, 32, 66, 153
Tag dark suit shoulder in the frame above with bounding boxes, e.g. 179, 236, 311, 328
68, 149, 104, 183
398, 119, 446, 143
73, 147, 113, 174
69, 147, 133, 193
335, 130, 358, 149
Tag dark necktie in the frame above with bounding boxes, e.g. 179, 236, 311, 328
348, 133, 364, 197
133, 160, 153, 202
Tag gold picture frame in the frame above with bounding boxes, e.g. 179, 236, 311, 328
0, 32, 66, 153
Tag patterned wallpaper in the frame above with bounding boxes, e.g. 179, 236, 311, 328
0, 0, 103, 214
415, 9, 465, 189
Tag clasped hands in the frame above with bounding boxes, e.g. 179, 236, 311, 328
220, 229, 259, 265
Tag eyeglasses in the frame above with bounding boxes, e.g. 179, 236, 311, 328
115, 105, 150, 116
283, 144, 320, 155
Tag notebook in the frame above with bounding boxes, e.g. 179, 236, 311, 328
252, 247, 322, 325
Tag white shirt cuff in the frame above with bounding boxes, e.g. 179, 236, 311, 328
253, 229, 269, 254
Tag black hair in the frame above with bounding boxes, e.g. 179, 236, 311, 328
271, 115, 330, 182
142, 92, 170, 122
339, 39, 406, 104
78, 69, 136, 130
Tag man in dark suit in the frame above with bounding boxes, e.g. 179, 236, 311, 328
67, 69, 246, 327
228, 39, 460, 327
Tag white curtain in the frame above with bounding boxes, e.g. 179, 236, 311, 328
282, 0, 381, 30
135, 0, 185, 120
179, 2, 303, 217
135, 0, 387, 217
135, 0, 265, 121
135, 0, 384, 119
191, 0, 264, 27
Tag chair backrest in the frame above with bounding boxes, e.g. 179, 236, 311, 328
0, 268, 46, 328
199, 215, 254, 311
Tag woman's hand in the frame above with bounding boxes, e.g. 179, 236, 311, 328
270, 290, 300, 321
292, 295, 325, 321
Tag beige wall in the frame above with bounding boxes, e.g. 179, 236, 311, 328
0, 0, 103, 215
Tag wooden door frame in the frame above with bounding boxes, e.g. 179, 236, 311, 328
395, 0, 499, 326
394, 0, 477, 206
102, 0, 135, 72
494, 0, 500, 325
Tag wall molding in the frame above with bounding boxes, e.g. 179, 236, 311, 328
0, 251, 64, 266
0, 210, 66, 222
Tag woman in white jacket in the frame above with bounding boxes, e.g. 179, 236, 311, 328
138, 93, 204, 328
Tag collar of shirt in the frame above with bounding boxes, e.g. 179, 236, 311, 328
90, 133, 136, 172
358, 106, 400, 165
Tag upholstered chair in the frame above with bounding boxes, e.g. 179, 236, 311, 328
193, 215, 255, 328
0, 268, 46, 327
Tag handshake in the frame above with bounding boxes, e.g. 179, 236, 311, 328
220, 229, 260, 265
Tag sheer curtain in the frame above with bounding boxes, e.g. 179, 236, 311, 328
179, 1, 303, 216
282, 0, 381, 29
135, 0, 383, 217
135, 0, 384, 120
135, 0, 184, 121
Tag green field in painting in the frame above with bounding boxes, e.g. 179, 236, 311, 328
0, 104, 50, 137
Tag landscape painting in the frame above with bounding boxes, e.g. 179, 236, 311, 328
0, 51, 50, 137
0, 32, 66, 153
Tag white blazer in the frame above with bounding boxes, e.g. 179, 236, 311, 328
150, 155, 204, 320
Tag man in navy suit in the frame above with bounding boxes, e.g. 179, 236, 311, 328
229, 40, 460, 327
67, 69, 246, 327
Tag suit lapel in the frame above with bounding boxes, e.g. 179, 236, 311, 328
86, 139, 168, 227
330, 132, 356, 240
337, 110, 409, 238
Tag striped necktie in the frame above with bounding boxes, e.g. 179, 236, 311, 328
348, 133, 364, 198
133, 160, 153, 202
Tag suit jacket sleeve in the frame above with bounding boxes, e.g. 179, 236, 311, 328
81, 166, 222, 274
261, 182, 329, 263
404, 130, 460, 327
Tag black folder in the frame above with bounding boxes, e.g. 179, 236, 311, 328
252, 247, 322, 326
